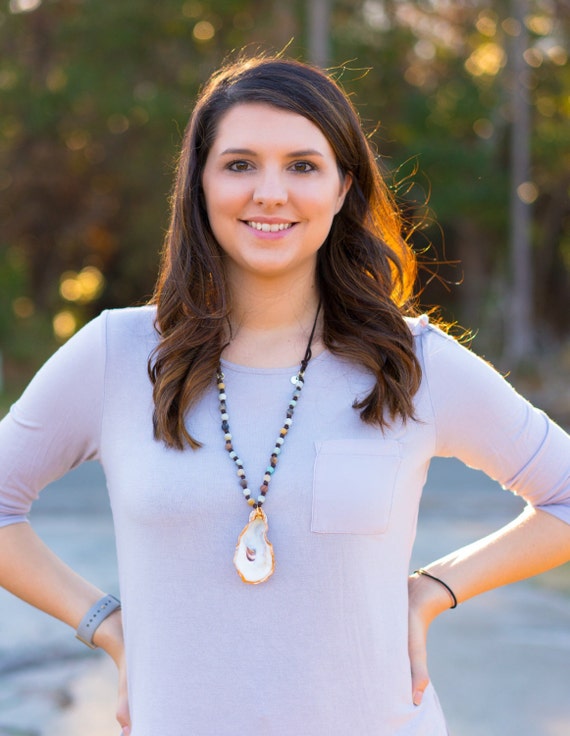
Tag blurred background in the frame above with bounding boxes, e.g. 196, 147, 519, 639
1, 3, 569, 733
0, 0, 569, 420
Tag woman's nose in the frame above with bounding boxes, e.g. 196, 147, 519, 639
253, 172, 288, 206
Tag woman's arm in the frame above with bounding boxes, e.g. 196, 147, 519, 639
0, 522, 122, 654
408, 322, 570, 705
0, 521, 130, 732
408, 506, 570, 705
0, 313, 131, 731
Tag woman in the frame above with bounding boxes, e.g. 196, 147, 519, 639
0, 55, 569, 736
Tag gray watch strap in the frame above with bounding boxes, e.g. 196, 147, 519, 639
75, 594, 121, 649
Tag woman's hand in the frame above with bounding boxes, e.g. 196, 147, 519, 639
93, 609, 131, 734
407, 572, 453, 706
116, 653, 131, 735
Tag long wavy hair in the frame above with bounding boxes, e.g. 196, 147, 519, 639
149, 54, 421, 450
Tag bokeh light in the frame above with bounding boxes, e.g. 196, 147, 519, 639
53, 310, 77, 341
9, 0, 41, 14
193, 20, 215, 41
59, 267, 105, 304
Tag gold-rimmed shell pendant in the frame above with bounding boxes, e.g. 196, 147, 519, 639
234, 507, 275, 584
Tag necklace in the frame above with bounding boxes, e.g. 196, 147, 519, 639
216, 304, 321, 584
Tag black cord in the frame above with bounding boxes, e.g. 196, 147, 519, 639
300, 301, 322, 374
413, 568, 458, 609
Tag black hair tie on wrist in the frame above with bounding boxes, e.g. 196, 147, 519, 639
414, 568, 458, 609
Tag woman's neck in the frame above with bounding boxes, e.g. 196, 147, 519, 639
223, 273, 323, 368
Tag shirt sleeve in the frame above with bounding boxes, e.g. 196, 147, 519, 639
0, 311, 108, 527
419, 323, 570, 525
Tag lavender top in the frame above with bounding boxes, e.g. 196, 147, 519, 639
1, 307, 569, 735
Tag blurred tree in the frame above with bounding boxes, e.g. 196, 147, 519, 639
308, 0, 332, 65
506, 0, 534, 362
0, 0, 568, 397
0, 0, 302, 390
330, 0, 569, 352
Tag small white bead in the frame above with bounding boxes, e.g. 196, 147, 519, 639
219, 392, 227, 401
221, 413, 229, 421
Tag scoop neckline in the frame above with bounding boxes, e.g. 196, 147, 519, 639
220, 348, 330, 375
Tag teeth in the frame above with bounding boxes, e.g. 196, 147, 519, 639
247, 221, 293, 232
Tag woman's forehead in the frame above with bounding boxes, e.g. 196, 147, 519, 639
210, 103, 333, 155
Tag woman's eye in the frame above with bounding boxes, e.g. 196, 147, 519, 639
290, 161, 315, 173
228, 160, 253, 172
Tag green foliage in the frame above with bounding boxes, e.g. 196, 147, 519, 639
0, 0, 568, 397
330, 0, 569, 331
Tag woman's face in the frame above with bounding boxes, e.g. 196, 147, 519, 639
202, 103, 351, 285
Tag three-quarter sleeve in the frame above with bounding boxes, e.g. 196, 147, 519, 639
420, 324, 570, 525
0, 312, 107, 527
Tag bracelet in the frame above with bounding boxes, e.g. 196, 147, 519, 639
75, 594, 121, 649
413, 569, 458, 609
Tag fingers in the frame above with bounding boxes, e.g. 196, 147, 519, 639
411, 655, 430, 706
408, 608, 430, 706
116, 660, 131, 735
117, 700, 131, 735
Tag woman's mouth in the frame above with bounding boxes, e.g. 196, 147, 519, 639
245, 221, 294, 232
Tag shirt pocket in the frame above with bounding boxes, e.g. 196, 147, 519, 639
311, 439, 402, 535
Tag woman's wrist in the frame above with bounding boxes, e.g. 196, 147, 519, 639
92, 608, 125, 664
409, 570, 455, 622
414, 569, 457, 609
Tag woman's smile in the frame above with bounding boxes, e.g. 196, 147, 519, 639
244, 219, 295, 234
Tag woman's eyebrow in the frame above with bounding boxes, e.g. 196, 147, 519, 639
219, 147, 325, 157
286, 149, 324, 157
219, 148, 256, 156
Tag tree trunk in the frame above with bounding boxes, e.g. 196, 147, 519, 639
307, 0, 331, 67
505, 0, 534, 362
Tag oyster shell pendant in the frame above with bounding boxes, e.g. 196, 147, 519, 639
234, 508, 275, 584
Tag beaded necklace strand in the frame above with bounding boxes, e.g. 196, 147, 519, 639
217, 303, 321, 584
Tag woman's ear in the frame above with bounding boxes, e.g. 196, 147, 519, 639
335, 172, 353, 214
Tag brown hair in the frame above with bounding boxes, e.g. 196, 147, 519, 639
149, 54, 421, 450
